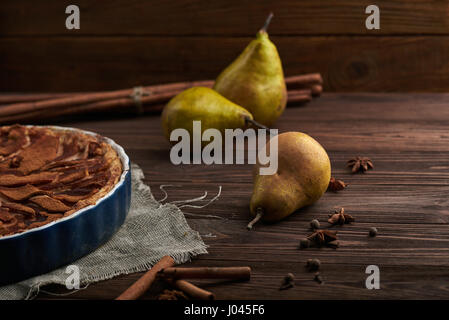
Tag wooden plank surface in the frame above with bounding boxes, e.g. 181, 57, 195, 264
2, 0, 448, 36
2, 1, 448, 92
20, 93, 449, 299
2, 36, 449, 92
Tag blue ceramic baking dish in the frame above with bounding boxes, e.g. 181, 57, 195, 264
0, 126, 131, 286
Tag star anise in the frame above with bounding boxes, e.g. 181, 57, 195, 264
307, 229, 338, 248
328, 207, 355, 225
347, 157, 373, 173
328, 177, 347, 191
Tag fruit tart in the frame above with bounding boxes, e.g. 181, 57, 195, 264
0, 125, 123, 237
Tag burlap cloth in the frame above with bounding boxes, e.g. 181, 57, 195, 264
0, 163, 208, 299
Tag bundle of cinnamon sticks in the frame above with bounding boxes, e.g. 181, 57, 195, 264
115, 256, 251, 300
0, 73, 323, 124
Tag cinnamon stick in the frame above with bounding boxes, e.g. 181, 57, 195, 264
51, 88, 309, 116
0, 80, 213, 118
0, 89, 310, 124
0, 74, 321, 105
0, 73, 323, 123
285, 73, 323, 87
170, 279, 215, 300
0, 91, 310, 124
158, 266, 251, 280
289, 88, 312, 97
0, 97, 166, 124
287, 89, 313, 105
0, 73, 320, 109
0, 93, 78, 104
116, 255, 175, 300
0, 85, 180, 123
311, 84, 323, 97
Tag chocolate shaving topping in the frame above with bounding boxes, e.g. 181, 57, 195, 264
0, 125, 122, 237
18, 135, 59, 174
1, 201, 36, 217
9, 155, 23, 168
59, 168, 89, 184
0, 172, 58, 187
0, 184, 47, 201
0, 209, 18, 228
0, 125, 28, 156
0, 208, 15, 222
29, 195, 71, 213
53, 191, 95, 203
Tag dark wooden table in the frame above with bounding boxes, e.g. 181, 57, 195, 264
35, 93, 449, 299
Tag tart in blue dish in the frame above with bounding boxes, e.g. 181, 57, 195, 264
0, 125, 131, 286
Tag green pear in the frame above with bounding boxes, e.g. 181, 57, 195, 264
247, 132, 331, 230
214, 13, 287, 127
161, 87, 255, 142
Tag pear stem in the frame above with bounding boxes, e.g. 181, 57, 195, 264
245, 117, 269, 131
261, 12, 274, 33
247, 208, 264, 230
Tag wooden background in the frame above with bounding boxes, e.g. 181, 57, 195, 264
1, 0, 449, 92
31, 93, 449, 299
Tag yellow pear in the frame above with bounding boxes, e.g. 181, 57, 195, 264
248, 132, 331, 230
214, 13, 287, 127
161, 87, 256, 142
